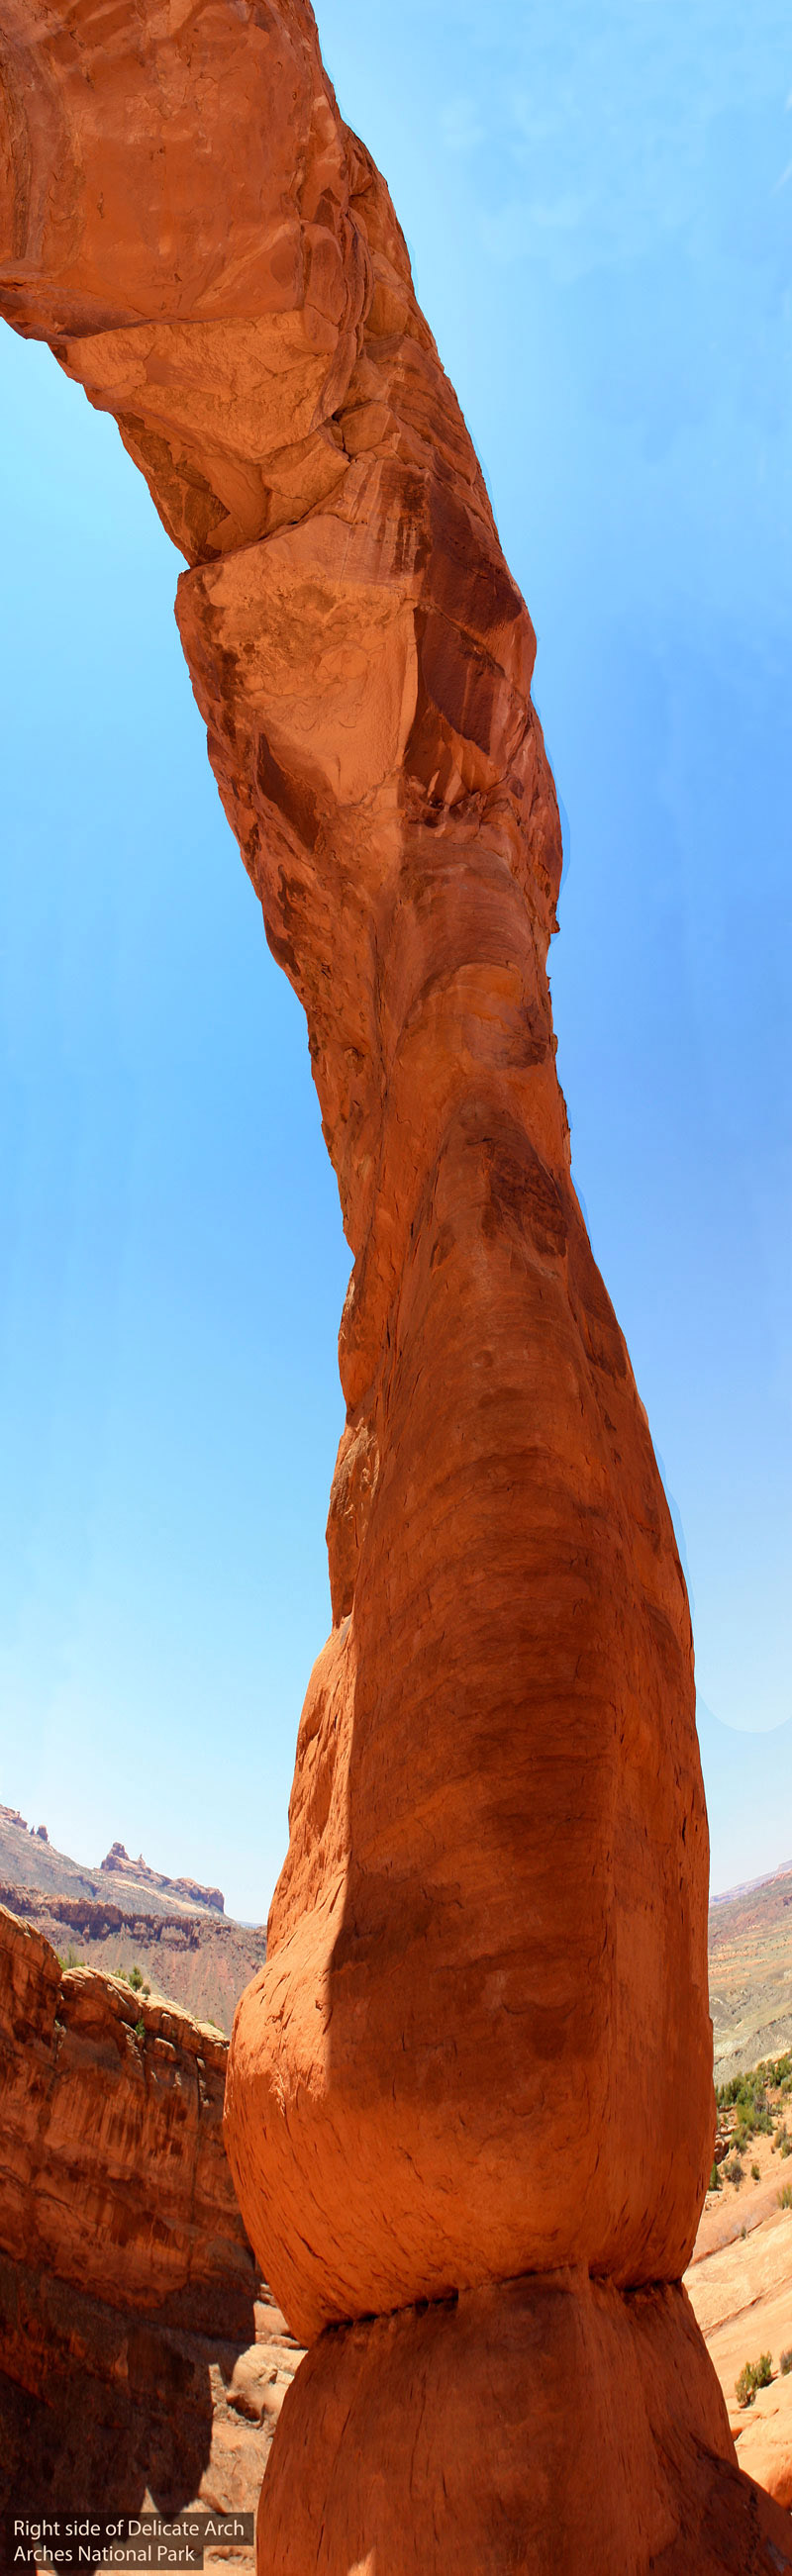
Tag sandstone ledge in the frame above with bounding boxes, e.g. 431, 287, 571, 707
0, 1901, 253, 2334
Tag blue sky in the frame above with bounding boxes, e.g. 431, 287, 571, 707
1, 0, 790, 1916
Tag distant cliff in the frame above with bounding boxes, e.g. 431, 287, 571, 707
0, 1802, 228, 1917
100, 1839, 225, 1914
0, 1885, 264, 2035
0, 1803, 265, 2030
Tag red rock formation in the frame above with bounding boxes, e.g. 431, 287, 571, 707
0, 1902, 252, 2334
258, 2274, 789, 2576
0, 1882, 264, 2031
0, 1904, 303, 2526
100, 1840, 225, 1914
1, 9, 788, 2567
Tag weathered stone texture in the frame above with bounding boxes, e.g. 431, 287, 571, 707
0, 1902, 253, 2334
0, 8, 774, 2567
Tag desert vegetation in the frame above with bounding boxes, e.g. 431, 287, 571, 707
736, 2353, 773, 2409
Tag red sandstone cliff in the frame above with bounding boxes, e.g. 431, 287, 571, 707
0, 1883, 264, 2031
100, 1841, 225, 1913
0, 1901, 253, 2335
0, 9, 789, 2569
0, 1903, 301, 2528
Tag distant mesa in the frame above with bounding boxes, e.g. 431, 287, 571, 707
100, 1840, 225, 1914
0, 1800, 260, 2029
1, 1805, 224, 1913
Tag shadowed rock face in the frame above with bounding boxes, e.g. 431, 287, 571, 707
0, 1904, 291, 2527
2, 10, 785, 2570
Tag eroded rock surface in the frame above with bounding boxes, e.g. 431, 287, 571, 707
257, 2274, 791, 2576
0, 1905, 302, 2530
0, 1903, 252, 2331
1, 0, 710, 2326
687, 2102, 792, 2516
0, 8, 781, 2568
0, 1885, 264, 2033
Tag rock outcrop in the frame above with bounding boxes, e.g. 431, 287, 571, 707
0, 1904, 302, 2528
0, 1803, 228, 1917
0, 1883, 264, 2032
1, 9, 789, 2568
100, 1840, 225, 1914
0, 1901, 252, 2335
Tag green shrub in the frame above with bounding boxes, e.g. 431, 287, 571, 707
725, 2153, 743, 2186
708, 2160, 722, 2193
134, 2017, 146, 2042
778, 2183, 792, 2210
751, 2162, 761, 2181
736, 2354, 773, 2408
737, 2362, 758, 2407
128, 1963, 145, 1992
781, 2350, 792, 2376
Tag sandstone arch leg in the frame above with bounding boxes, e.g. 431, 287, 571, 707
255, 2276, 792, 2576
0, 4, 784, 2566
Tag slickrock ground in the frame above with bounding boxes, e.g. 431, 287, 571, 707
1, 2, 789, 2565
0, 1906, 303, 2543
711, 1865, 792, 2082
687, 2077, 792, 2511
